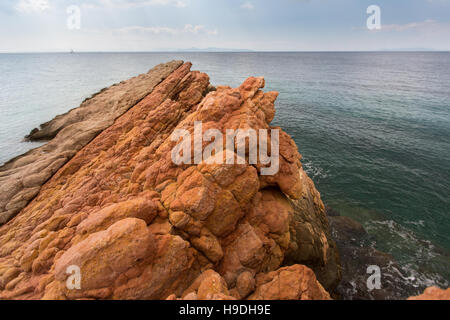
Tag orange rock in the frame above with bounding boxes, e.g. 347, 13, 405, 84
76, 197, 159, 236
248, 265, 331, 300
408, 287, 450, 300
0, 61, 183, 225
197, 270, 229, 300
0, 61, 339, 300
54, 218, 155, 296
236, 271, 255, 299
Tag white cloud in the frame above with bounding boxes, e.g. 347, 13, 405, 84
206, 29, 218, 36
115, 24, 217, 35
16, 0, 50, 12
116, 26, 178, 34
241, 2, 254, 10
183, 24, 204, 33
381, 19, 437, 31
86, 0, 187, 9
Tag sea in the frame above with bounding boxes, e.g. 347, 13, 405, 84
0, 52, 449, 295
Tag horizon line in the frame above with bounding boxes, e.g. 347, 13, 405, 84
1, 50, 449, 54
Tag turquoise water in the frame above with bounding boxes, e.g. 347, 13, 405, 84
0, 52, 449, 290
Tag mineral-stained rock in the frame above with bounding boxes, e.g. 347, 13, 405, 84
248, 265, 331, 300
54, 218, 155, 295
408, 287, 450, 300
0, 60, 183, 225
197, 270, 230, 300
170, 265, 330, 301
236, 271, 255, 299
0, 61, 340, 300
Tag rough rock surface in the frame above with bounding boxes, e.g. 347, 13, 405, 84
0, 61, 183, 225
408, 287, 450, 300
0, 62, 339, 300
283, 185, 341, 292
248, 265, 331, 300
167, 265, 329, 300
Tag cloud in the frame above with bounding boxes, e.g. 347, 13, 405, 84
381, 19, 437, 31
117, 26, 179, 34
241, 2, 254, 10
114, 24, 217, 35
15, 0, 49, 12
85, 0, 188, 9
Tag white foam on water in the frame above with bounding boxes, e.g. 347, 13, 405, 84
302, 160, 329, 180
365, 219, 449, 290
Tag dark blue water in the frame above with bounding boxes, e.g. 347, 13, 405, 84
0, 52, 449, 289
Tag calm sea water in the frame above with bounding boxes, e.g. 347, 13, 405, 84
0, 52, 449, 292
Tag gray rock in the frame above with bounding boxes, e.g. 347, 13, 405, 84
283, 175, 342, 295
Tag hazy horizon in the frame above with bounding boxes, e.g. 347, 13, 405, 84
2, 49, 450, 54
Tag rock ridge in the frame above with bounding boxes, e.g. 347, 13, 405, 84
0, 61, 341, 300
0, 60, 183, 225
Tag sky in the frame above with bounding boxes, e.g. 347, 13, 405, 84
0, 0, 449, 52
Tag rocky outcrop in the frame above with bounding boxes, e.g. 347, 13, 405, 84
0, 61, 183, 225
166, 265, 330, 300
0, 62, 340, 300
248, 265, 331, 300
408, 287, 450, 300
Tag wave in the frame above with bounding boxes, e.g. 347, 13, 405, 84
302, 160, 329, 181
364, 219, 449, 290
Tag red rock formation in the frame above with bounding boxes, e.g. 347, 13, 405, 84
408, 287, 450, 300
0, 61, 183, 225
0, 62, 340, 300
248, 265, 331, 300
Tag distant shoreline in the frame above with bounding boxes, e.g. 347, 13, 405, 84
1, 50, 449, 54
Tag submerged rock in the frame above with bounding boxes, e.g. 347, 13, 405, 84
327, 207, 433, 300
0, 61, 339, 300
